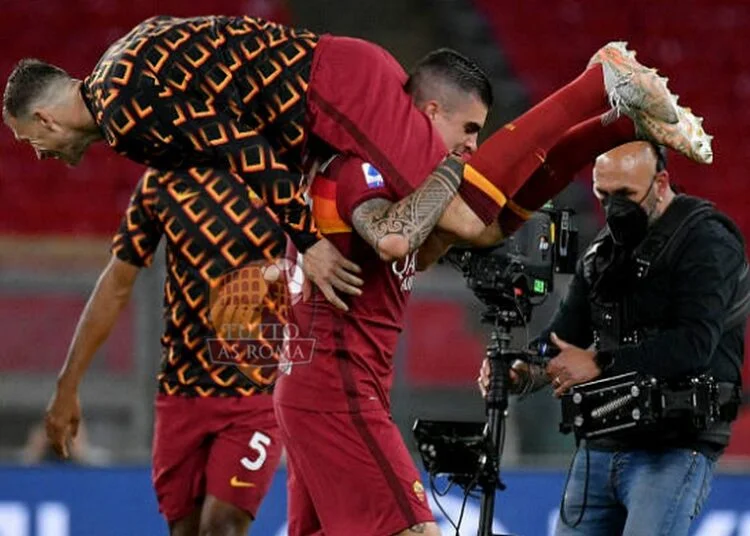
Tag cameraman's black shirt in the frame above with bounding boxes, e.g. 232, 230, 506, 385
541, 205, 747, 457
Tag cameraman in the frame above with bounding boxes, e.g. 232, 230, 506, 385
480, 141, 748, 535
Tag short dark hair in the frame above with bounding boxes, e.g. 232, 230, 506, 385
3, 58, 71, 119
405, 48, 493, 109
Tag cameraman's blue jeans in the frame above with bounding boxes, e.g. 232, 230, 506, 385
555, 447, 714, 536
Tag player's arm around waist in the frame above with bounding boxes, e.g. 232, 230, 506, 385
436, 195, 504, 246
415, 205, 506, 271
415, 205, 506, 270
416, 230, 457, 271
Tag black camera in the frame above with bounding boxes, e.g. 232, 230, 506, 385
444, 206, 577, 320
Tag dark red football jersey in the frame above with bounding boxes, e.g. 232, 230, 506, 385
274, 156, 418, 412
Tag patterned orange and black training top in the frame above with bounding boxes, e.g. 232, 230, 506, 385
112, 167, 288, 397
83, 15, 320, 251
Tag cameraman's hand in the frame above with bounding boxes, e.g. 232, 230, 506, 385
477, 358, 524, 398
478, 359, 490, 398
546, 333, 600, 397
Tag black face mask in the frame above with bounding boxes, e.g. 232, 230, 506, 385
602, 175, 658, 248
603, 195, 649, 248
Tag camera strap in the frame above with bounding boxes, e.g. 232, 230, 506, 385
631, 195, 714, 280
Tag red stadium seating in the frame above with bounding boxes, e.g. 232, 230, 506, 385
0, 295, 133, 373
471, 0, 749, 219
405, 300, 486, 386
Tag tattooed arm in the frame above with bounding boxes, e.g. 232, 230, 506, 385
350, 156, 505, 262
351, 157, 464, 261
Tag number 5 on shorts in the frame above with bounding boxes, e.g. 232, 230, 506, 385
241, 431, 271, 471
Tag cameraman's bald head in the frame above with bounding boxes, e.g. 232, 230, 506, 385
593, 141, 674, 221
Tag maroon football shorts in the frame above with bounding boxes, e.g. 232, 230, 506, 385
151, 394, 281, 522
275, 402, 434, 536
306, 35, 448, 199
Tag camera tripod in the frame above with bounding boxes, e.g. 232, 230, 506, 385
475, 304, 527, 536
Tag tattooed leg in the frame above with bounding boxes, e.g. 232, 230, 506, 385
351, 156, 464, 260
